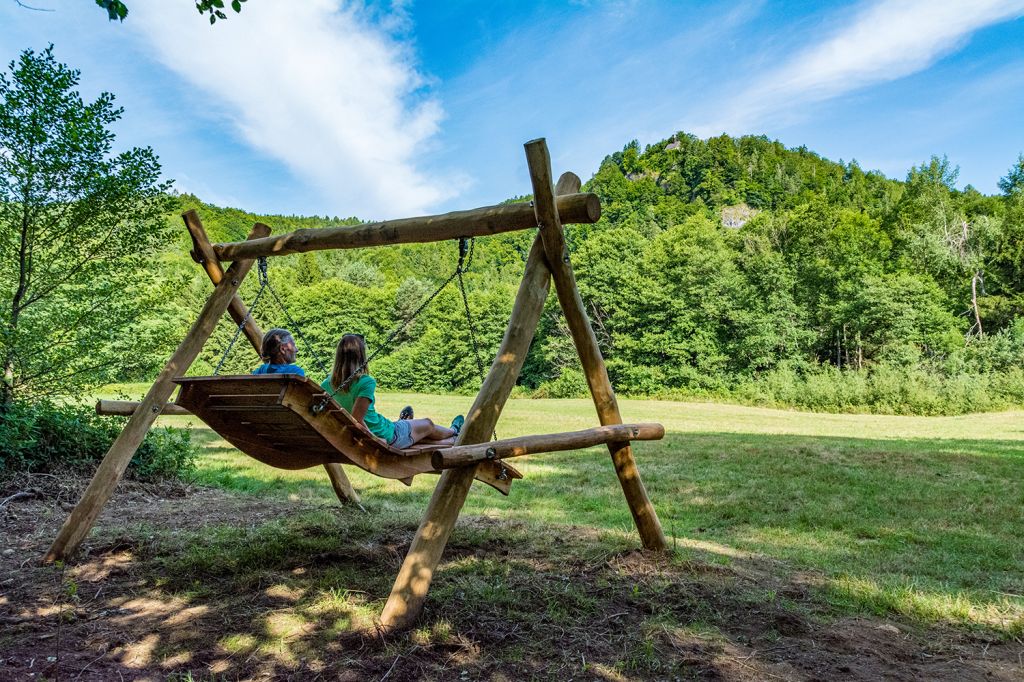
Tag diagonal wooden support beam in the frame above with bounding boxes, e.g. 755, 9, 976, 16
43, 224, 269, 563
376, 174, 584, 632
183, 210, 360, 506
525, 138, 668, 552
183, 210, 266, 352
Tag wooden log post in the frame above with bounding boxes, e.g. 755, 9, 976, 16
375, 177, 585, 632
96, 400, 190, 417
430, 423, 665, 469
183, 210, 266, 352
43, 224, 269, 563
184, 211, 360, 507
525, 138, 668, 552
324, 463, 364, 510
212, 193, 601, 261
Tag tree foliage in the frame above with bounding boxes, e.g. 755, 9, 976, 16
10, 120, 1014, 414
137, 131, 1024, 414
0, 46, 172, 401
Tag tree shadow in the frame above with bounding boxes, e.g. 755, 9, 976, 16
6, 496, 1022, 681
7, 426, 1021, 679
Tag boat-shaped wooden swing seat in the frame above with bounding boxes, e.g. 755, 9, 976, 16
173, 374, 664, 496
173, 374, 519, 493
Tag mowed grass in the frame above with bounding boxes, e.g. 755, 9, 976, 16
110, 383, 1024, 636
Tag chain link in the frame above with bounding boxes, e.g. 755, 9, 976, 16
213, 258, 269, 376
316, 238, 491, 424
263, 275, 330, 376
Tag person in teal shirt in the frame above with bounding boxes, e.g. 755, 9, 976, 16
322, 334, 463, 449
252, 328, 305, 376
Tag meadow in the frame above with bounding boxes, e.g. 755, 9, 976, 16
7, 388, 1020, 679
106, 383, 1024, 635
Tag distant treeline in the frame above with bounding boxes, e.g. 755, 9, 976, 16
132, 133, 1024, 414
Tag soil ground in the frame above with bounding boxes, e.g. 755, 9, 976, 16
1, 473, 1022, 681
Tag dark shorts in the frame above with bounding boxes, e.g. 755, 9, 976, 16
389, 419, 414, 449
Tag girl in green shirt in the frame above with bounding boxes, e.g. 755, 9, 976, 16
322, 334, 463, 449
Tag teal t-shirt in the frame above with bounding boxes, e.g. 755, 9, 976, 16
320, 374, 395, 443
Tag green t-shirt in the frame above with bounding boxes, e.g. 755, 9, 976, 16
320, 374, 395, 443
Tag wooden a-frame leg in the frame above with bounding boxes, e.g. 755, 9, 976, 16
378, 216, 557, 632
525, 139, 668, 551
324, 463, 361, 507
184, 211, 361, 507
43, 224, 268, 563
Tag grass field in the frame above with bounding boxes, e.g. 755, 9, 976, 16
6, 387, 1022, 679
107, 382, 1024, 637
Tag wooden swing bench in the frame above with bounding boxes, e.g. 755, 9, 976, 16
45, 138, 669, 632
172, 373, 663, 495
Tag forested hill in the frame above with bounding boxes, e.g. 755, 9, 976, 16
145, 133, 1024, 414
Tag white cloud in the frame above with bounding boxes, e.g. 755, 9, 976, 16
128, 0, 452, 218
695, 0, 1024, 135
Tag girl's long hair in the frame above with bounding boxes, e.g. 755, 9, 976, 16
330, 334, 367, 392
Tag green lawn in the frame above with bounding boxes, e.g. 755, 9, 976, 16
113, 384, 1024, 635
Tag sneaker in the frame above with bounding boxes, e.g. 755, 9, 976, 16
450, 414, 465, 436
399, 405, 414, 420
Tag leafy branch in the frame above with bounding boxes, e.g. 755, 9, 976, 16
92, 0, 248, 24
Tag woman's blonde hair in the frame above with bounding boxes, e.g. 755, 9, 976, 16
330, 334, 367, 391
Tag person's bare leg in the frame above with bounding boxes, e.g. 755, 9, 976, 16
407, 418, 456, 446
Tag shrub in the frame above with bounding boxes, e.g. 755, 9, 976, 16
730, 361, 1023, 415
532, 368, 589, 399
0, 400, 197, 481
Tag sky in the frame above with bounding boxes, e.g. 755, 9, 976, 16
1, 0, 1023, 220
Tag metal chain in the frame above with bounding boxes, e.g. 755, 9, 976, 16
455, 239, 497, 441
213, 258, 269, 375
262, 276, 331, 376
315, 238, 482, 414
457, 256, 486, 385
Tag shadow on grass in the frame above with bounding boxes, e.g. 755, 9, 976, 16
8, 414, 1021, 679
193, 430, 1024, 628
9, 502, 1022, 681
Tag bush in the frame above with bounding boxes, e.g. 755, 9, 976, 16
728, 360, 1023, 416
532, 368, 589, 399
0, 400, 197, 480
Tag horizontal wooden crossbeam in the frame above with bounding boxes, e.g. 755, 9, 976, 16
429, 423, 665, 470
96, 400, 190, 416
211, 192, 601, 261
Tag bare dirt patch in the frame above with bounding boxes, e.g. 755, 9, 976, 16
1, 473, 1022, 681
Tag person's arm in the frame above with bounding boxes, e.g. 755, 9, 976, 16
351, 396, 371, 425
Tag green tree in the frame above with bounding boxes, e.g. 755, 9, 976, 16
842, 273, 962, 364
987, 155, 1024, 329
997, 154, 1024, 197
0, 46, 172, 402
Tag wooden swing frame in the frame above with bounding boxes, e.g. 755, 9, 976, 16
43, 138, 667, 631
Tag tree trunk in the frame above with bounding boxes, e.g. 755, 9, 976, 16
970, 271, 984, 338
2, 204, 33, 406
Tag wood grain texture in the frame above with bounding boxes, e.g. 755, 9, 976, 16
183, 210, 266, 353
95, 400, 190, 416
172, 375, 518, 493
430, 423, 665, 469
525, 138, 667, 552
376, 171, 587, 632
212, 193, 600, 261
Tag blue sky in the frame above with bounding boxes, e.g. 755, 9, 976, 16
2, 0, 1023, 219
